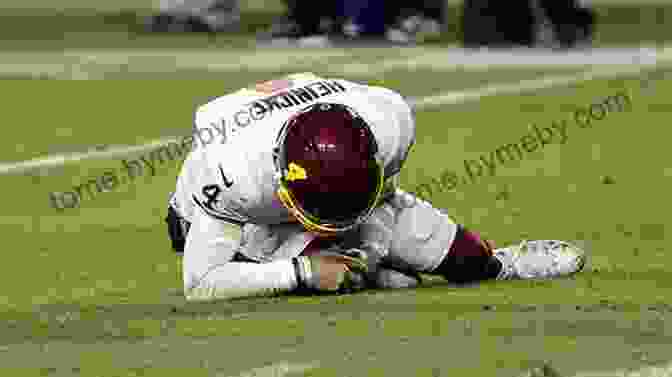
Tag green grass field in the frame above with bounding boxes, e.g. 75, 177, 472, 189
1, 1, 672, 376
2, 65, 671, 376
1, 0, 672, 50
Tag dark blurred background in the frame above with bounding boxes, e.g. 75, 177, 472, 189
1, 0, 670, 50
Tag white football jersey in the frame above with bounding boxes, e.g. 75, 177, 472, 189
172, 74, 461, 302
172, 73, 416, 227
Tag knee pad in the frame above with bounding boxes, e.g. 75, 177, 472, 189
359, 189, 458, 273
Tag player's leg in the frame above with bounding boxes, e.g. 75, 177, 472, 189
536, 0, 594, 48
197, 0, 241, 32
150, 0, 239, 32
166, 196, 191, 254
461, 0, 536, 47
432, 225, 502, 284
356, 189, 497, 284
358, 189, 586, 285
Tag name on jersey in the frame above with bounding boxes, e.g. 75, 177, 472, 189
188, 80, 348, 152
248, 80, 347, 118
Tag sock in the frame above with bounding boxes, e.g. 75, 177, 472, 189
432, 225, 502, 284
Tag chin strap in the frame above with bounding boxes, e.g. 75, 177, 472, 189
274, 161, 387, 237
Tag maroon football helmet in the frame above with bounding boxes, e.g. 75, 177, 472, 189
273, 103, 385, 236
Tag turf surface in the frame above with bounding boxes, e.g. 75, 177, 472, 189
0, 66, 588, 162
1, 68, 671, 376
1, 2, 672, 376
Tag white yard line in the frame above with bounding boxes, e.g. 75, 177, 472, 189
1, 45, 671, 175
0, 138, 183, 175
411, 63, 646, 108
571, 361, 672, 377
226, 359, 672, 377
337, 46, 658, 75
0, 46, 660, 79
0, 49, 382, 79
0, 62, 661, 175
222, 361, 318, 377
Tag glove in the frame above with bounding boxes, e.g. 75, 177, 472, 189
292, 249, 369, 294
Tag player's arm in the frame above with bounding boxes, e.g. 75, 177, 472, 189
182, 210, 299, 301
182, 210, 368, 302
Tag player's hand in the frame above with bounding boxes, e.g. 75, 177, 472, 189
294, 250, 369, 293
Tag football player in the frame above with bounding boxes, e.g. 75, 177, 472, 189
167, 72, 586, 302
148, 0, 240, 33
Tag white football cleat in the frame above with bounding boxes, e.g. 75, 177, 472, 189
493, 240, 586, 280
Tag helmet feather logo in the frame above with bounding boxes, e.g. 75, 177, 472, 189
286, 162, 308, 181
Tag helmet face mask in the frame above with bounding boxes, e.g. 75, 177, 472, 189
273, 103, 385, 236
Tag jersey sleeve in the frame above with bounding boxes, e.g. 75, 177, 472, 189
182, 209, 299, 301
